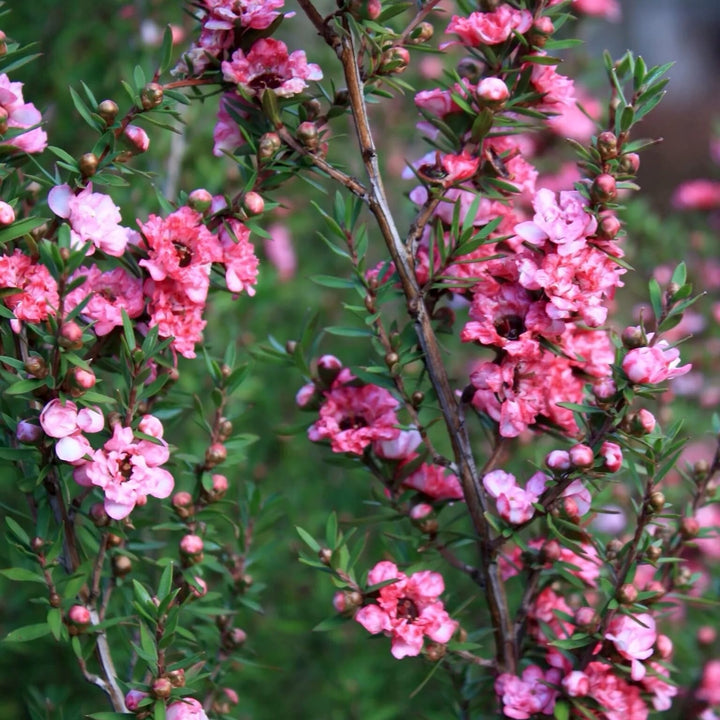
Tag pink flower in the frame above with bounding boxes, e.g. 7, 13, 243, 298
562, 670, 589, 697
672, 179, 720, 210
571, 0, 621, 20
263, 223, 296, 282
222, 38, 322, 98
139, 206, 223, 304
0, 73, 47, 153
605, 612, 657, 681
213, 94, 248, 157
166, 698, 209, 720
308, 376, 400, 455
402, 462, 464, 501
204, 0, 285, 31
40, 399, 80, 438
47, 184, 132, 257
445, 6, 533, 47
65, 265, 144, 336
355, 561, 458, 658
218, 218, 259, 295
374, 428, 423, 459
483, 470, 547, 524
495, 665, 560, 719
642, 662, 677, 711
74, 421, 174, 519
622, 343, 691, 384
585, 661, 648, 720
0, 250, 59, 325
514, 189, 597, 257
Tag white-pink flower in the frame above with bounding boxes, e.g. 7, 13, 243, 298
605, 612, 657, 681
483, 470, 547, 524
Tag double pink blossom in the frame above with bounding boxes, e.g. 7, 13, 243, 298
495, 665, 560, 719
604, 612, 657, 681
355, 561, 458, 658
622, 341, 691, 384
445, 5, 533, 47
0, 73, 47, 153
222, 38, 322, 98
483, 470, 548, 524
39, 399, 104, 462
0, 250, 59, 327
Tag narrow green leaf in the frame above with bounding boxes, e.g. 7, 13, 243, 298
296, 526, 321, 552
159, 25, 174, 74
6, 516, 30, 546
325, 326, 374, 338
0, 217, 48, 245
325, 512, 338, 549
648, 278, 663, 321
4, 623, 51, 642
0, 567, 44, 582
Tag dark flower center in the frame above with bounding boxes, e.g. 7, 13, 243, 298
118, 454, 133, 481
339, 414, 369, 431
173, 241, 192, 267
249, 72, 284, 91
396, 597, 419, 621
418, 163, 448, 181
494, 314, 525, 341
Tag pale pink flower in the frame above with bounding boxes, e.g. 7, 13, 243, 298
561, 480, 591, 518
75, 421, 174, 519
642, 662, 677, 711
355, 561, 458, 658
571, 0, 621, 20
495, 665, 560, 719
562, 670, 589, 697
0, 73, 47, 153
40, 399, 80, 438
222, 38, 322, 98
622, 343, 691, 384
204, 0, 285, 31
605, 612, 657, 681
483, 470, 547, 524
65, 265, 144, 336
47, 184, 132, 256
528, 58, 576, 111
698, 660, 720, 705
166, 698, 209, 720
218, 218, 259, 295
375, 429, 423, 460
308, 378, 400, 455
672, 179, 720, 211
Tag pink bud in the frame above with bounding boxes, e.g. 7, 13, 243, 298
592, 173, 617, 202
230, 628, 247, 646
533, 16, 554, 34
593, 377, 616, 400
569, 444, 594, 468
223, 687, 239, 705
124, 124, 150, 153
598, 211, 621, 239
180, 534, 204, 555
295, 383, 316, 408
698, 626, 717, 645
0, 200, 15, 225
562, 670, 589, 697
332, 591, 346, 613
574, 606, 598, 631
72, 367, 96, 390
188, 188, 213, 213
410, 502, 434, 520
211, 473, 228, 493
68, 604, 91, 625
656, 634, 673, 659
318, 354, 342, 370
125, 689, 149, 711
600, 441, 623, 472
636, 408, 656, 434
476, 77, 509, 105
243, 191, 264, 216
77, 406, 104, 433
16, 420, 42, 444
546, 450, 571, 471
60, 321, 83, 347
138, 414, 164, 438
40, 399, 79, 438
172, 491, 193, 508
189, 576, 207, 598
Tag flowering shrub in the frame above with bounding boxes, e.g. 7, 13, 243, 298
1, 0, 720, 719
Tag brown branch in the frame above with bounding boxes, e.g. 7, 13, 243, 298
337, 19, 516, 674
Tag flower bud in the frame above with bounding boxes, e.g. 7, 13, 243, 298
621, 325, 644, 349
24, 355, 48, 378
476, 77, 509, 107
31, 536, 45, 553
60, 321, 84, 349
258, 131, 282, 161
648, 491, 665, 512
180, 534, 204, 564
79, 152, 99, 177
645, 544, 662, 562
457, 57, 483, 83
151, 677, 173, 699
569, 443, 594, 469
90, 502, 111, 527
49, 591, 62, 608
318, 547, 333, 565
384, 351, 399, 368
656, 633, 673, 659
424, 642, 447, 662
97, 99, 119, 125
573, 606, 599, 632
619, 153, 640, 174
598, 211, 621, 239
112, 554, 132, 577
217, 418, 233, 441
189, 576, 208, 598
697, 626, 716, 645
411, 391, 424, 407
540, 539, 561, 563
592, 173, 617, 203
229, 627, 247, 646
596, 131, 618, 160
333, 88, 349, 106
617, 583, 638, 604
205, 442, 227, 468
71, 366, 96, 391
140, 82, 164, 110
593, 377, 616, 401
16, 420, 42, 444
166, 669, 185, 688
378, 47, 410, 75
546, 450, 571, 472
527, 15, 553, 46
172, 491, 194, 518
410, 22, 434, 44
562, 670, 590, 698
317, 354, 343, 387
125, 689, 149, 711
188, 188, 213, 213
680, 516, 700, 539
296, 121, 319, 151
0, 200, 15, 225
243, 191, 264, 216
124, 124, 150, 154
68, 604, 91, 627
606, 538, 623, 560
207, 473, 228, 501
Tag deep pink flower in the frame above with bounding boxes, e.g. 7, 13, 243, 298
222, 38, 322, 98
605, 613, 657, 681
65, 266, 144, 336
48, 184, 132, 257
0, 250, 59, 325
402, 462, 464, 501
308, 377, 400, 455
139, 206, 223, 304
355, 561, 457, 658
218, 218, 259, 295
622, 343, 691, 384
445, 6, 533, 47
0, 73, 47, 153
585, 661, 649, 720
204, 0, 285, 31
74, 421, 174, 519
